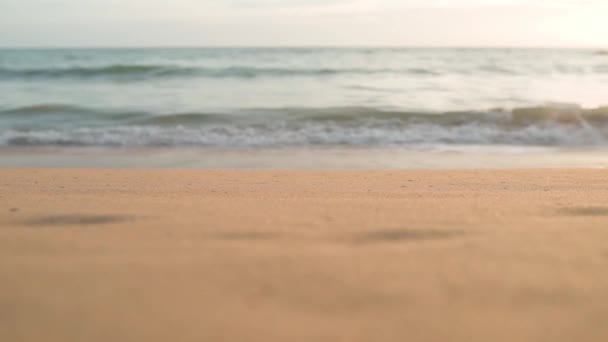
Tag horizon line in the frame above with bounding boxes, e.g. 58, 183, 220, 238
1, 44, 607, 50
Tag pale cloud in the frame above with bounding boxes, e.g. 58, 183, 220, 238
226, 0, 354, 8
0, 0, 606, 47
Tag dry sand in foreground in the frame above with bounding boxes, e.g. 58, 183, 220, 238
1, 168, 608, 342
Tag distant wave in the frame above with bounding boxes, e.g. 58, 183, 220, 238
2, 104, 608, 147
4, 64, 607, 81
0, 65, 198, 79
1, 104, 96, 115
0, 65, 448, 80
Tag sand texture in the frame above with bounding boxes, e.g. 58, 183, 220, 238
2, 168, 608, 341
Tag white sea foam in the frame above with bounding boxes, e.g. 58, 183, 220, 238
1, 118, 607, 148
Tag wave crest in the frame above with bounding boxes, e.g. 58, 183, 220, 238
0, 65, 444, 80
2, 104, 608, 148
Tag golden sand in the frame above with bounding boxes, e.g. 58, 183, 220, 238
2, 168, 608, 341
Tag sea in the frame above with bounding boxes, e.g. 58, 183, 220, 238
1, 47, 608, 168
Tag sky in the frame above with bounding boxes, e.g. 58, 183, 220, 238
1, 0, 607, 47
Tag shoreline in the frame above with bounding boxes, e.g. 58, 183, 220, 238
2, 168, 608, 341
1, 146, 608, 169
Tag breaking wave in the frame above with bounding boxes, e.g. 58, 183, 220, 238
2, 104, 608, 148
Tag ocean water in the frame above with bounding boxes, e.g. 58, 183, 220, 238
1, 47, 608, 149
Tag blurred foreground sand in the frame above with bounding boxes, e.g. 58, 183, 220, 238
1, 168, 608, 341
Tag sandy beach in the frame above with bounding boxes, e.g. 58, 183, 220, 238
2, 168, 608, 342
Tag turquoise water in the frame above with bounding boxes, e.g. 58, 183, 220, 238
1, 48, 608, 148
